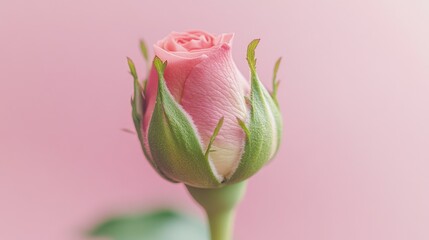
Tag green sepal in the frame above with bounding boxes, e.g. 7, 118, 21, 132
139, 39, 149, 62
228, 39, 282, 183
128, 57, 145, 150
148, 57, 221, 188
128, 57, 177, 183
204, 117, 224, 159
271, 57, 281, 107
236, 117, 250, 139
140, 39, 151, 76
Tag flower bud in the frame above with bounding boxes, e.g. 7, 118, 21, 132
130, 31, 282, 188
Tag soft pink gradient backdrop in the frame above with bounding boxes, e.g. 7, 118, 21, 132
1, 0, 429, 239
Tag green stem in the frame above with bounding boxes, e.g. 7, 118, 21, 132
186, 182, 247, 240
206, 208, 234, 240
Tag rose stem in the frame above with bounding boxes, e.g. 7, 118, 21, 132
186, 181, 247, 240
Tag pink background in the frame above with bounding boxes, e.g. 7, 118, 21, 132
1, 0, 429, 239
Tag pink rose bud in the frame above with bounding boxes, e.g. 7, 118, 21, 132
129, 30, 282, 188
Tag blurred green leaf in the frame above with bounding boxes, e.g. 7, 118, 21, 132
88, 209, 208, 240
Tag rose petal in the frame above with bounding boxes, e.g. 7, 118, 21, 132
180, 44, 249, 177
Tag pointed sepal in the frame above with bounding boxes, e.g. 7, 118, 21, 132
128, 57, 176, 182
148, 57, 221, 188
128, 57, 144, 143
236, 117, 250, 139
228, 39, 283, 183
139, 39, 150, 62
139, 39, 151, 77
204, 117, 224, 159
271, 57, 281, 107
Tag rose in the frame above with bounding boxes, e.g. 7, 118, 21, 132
128, 30, 283, 240
129, 30, 282, 188
146, 31, 248, 179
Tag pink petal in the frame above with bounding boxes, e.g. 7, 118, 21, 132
180, 43, 249, 177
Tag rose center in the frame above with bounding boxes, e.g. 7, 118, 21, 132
174, 33, 214, 52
